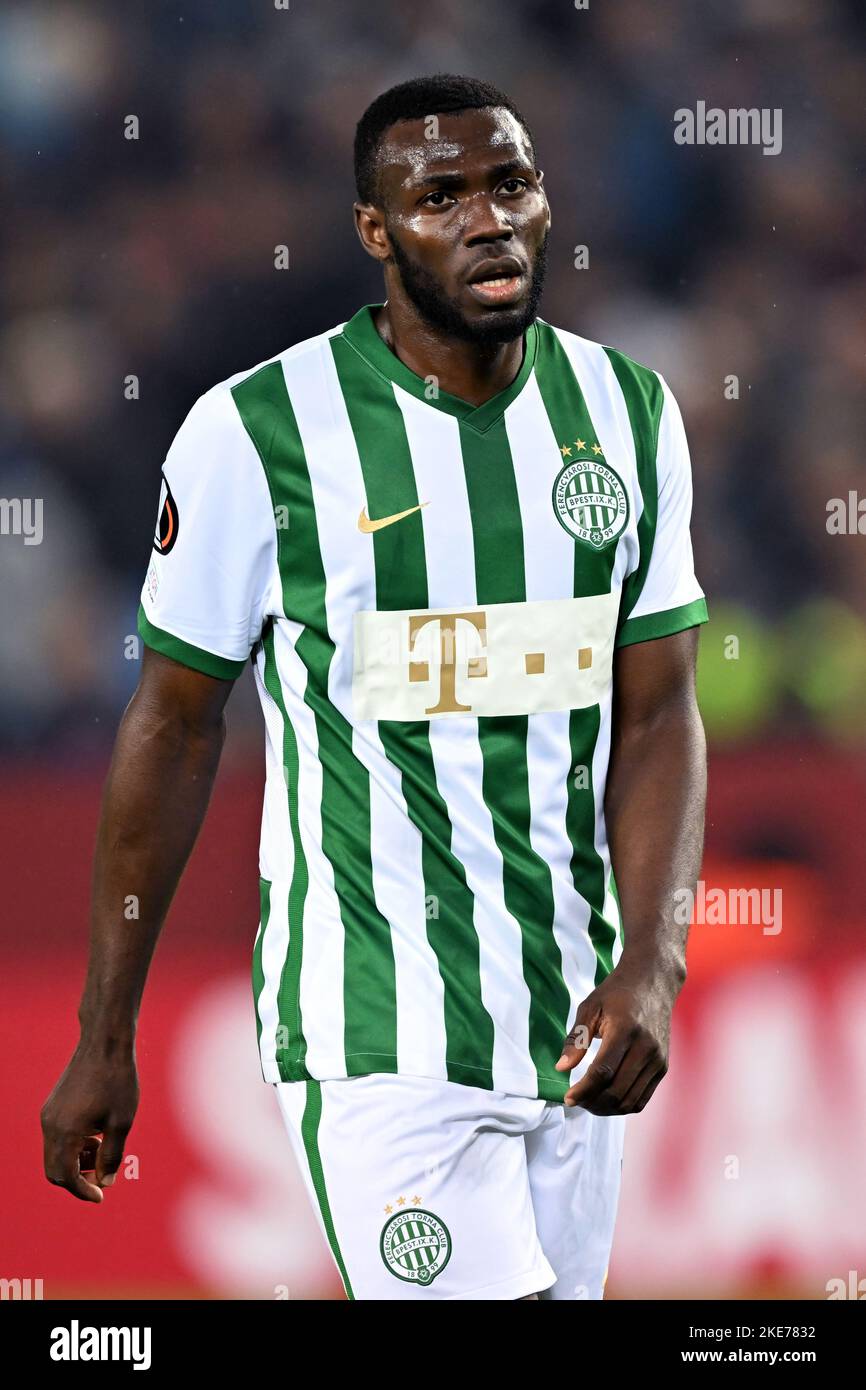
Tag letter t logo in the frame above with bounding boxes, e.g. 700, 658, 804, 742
408, 611, 487, 714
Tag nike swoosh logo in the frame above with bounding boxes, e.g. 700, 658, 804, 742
357, 502, 429, 533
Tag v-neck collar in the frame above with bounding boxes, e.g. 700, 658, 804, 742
341, 302, 538, 434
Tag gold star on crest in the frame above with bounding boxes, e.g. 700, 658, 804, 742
397, 1195, 406, 1206
411, 1194, 422, 1205
574, 438, 586, 452
384, 1203, 393, 1214
560, 443, 572, 457
591, 443, 603, 456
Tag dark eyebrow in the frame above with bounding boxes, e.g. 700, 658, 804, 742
406, 158, 529, 192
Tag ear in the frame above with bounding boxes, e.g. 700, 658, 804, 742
353, 201, 391, 263
534, 171, 552, 235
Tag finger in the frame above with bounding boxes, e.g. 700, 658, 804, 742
554, 1012, 598, 1071
584, 1044, 658, 1114
45, 1136, 104, 1204
79, 1136, 100, 1173
617, 1057, 661, 1112
576, 1056, 659, 1116
629, 1065, 667, 1114
95, 1125, 128, 1187
564, 1028, 634, 1107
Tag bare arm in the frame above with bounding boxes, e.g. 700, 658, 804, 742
41, 645, 235, 1201
555, 626, 707, 1112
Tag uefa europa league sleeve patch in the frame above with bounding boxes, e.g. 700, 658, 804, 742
152, 469, 179, 555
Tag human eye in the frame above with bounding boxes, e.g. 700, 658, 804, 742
420, 189, 455, 208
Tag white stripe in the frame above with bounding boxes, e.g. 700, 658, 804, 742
628, 374, 704, 619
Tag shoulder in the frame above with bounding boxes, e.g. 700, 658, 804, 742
537, 318, 667, 403
183, 316, 349, 431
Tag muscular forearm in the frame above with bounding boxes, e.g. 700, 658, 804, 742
557, 630, 707, 1111
604, 692, 706, 985
77, 691, 225, 1052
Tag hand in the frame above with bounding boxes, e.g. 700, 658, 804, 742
554, 959, 682, 1114
40, 1044, 139, 1202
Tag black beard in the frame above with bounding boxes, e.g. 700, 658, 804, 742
385, 225, 549, 346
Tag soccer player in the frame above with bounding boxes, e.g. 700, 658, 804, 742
41, 74, 708, 1301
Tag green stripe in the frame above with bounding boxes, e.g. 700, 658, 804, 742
603, 347, 664, 631
459, 412, 571, 1094
232, 364, 398, 1077
534, 323, 618, 983
534, 323, 619, 598
565, 706, 616, 983
252, 876, 270, 1062
330, 334, 496, 1089
299, 1081, 354, 1299
137, 603, 247, 679
617, 597, 709, 647
261, 620, 311, 1078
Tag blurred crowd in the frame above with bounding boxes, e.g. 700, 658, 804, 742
0, 0, 864, 756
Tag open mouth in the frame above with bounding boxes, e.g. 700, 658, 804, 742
467, 274, 525, 305
466, 259, 526, 305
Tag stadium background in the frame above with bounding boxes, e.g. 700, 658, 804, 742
1, 0, 864, 1299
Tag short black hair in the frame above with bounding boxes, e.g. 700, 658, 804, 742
354, 73, 536, 206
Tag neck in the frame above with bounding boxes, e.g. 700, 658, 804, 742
373, 298, 526, 409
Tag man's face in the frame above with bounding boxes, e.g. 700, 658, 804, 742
370, 107, 551, 345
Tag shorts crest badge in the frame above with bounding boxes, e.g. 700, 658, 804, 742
380, 1205, 451, 1286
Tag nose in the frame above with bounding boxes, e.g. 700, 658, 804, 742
461, 193, 514, 247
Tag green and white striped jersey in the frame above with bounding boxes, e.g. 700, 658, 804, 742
138, 302, 708, 1103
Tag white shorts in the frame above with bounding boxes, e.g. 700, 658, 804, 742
273, 1072, 626, 1301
